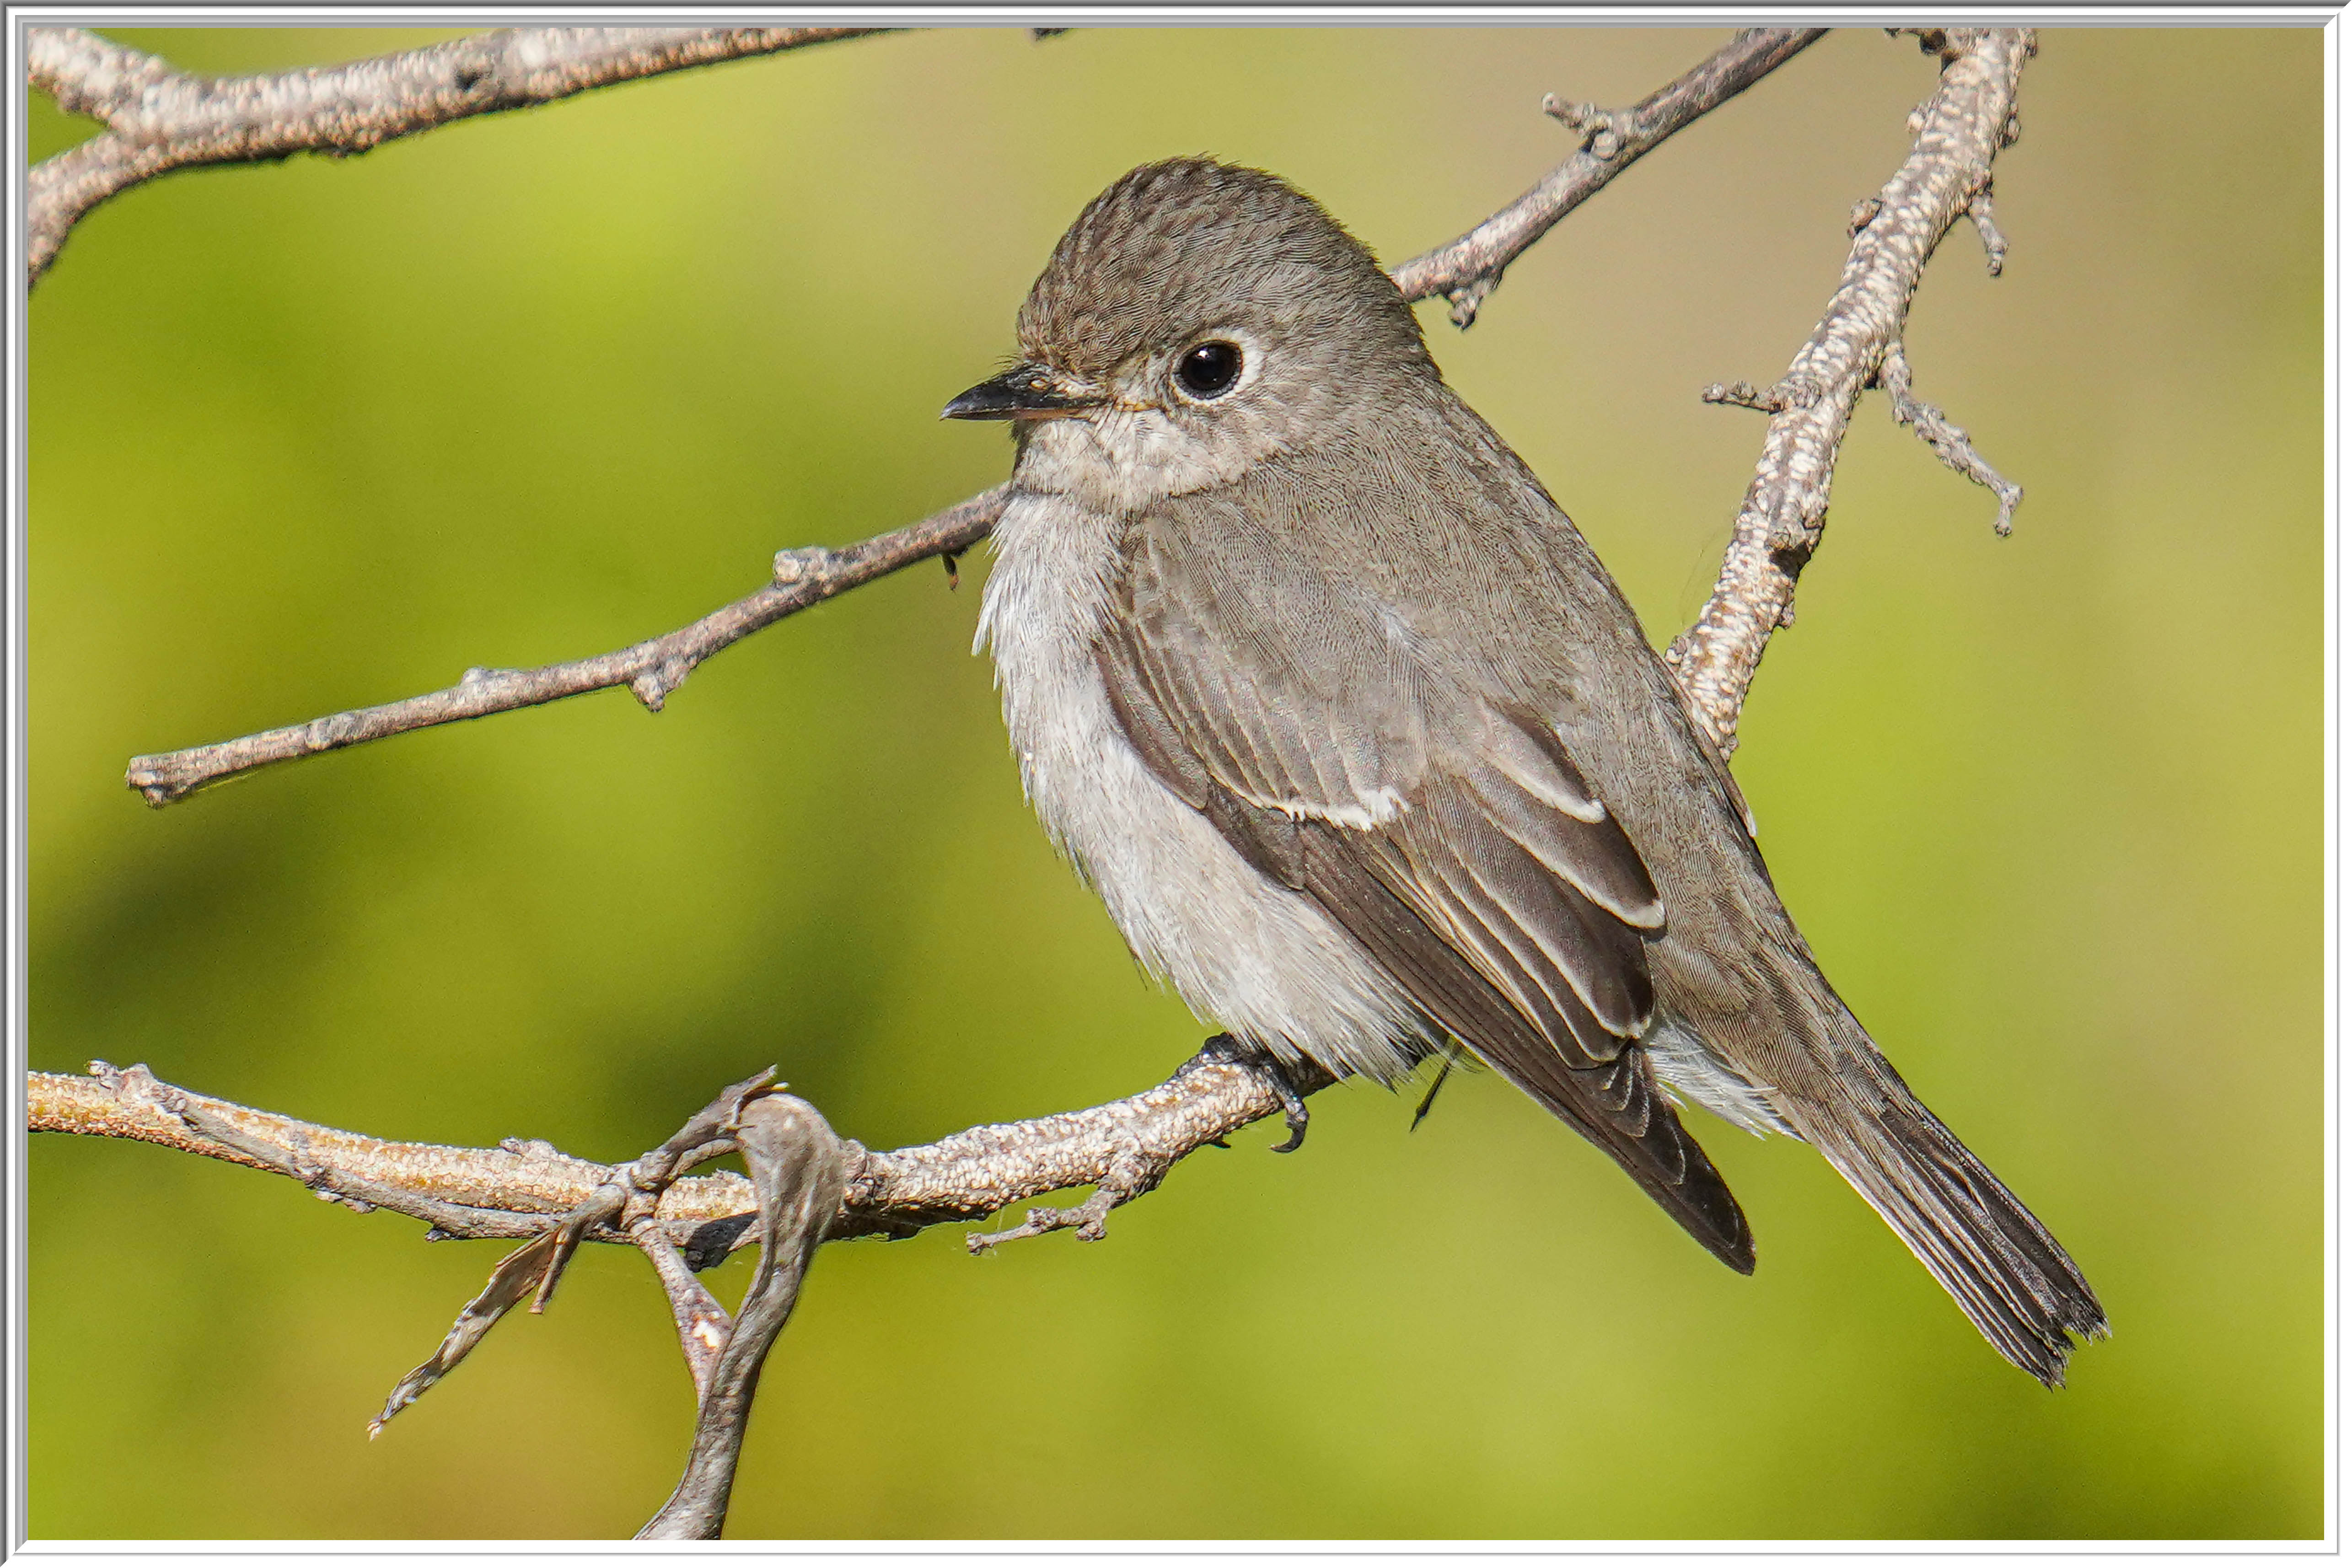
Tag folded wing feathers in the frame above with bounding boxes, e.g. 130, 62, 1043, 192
1407, 790, 1652, 1047
1095, 546, 1755, 1273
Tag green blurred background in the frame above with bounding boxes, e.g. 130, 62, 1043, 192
26, 25, 2321, 1541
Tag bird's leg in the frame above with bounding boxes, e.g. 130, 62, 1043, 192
1199, 1032, 1312, 1153
1411, 1055, 1457, 1131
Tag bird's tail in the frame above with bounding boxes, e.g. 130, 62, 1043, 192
1779, 1016, 2109, 1387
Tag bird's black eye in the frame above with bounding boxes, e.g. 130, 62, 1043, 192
1175, 341, 1243, 399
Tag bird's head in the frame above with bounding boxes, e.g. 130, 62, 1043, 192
944, 158, 1435, 507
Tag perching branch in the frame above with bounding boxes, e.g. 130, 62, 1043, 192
1665, 27, 2035, 756
28, 1046, 1326, 1257
31, 1043, 1329, 1539
109, 26, 1825, 810
25, 25, 889, 286
31, 1044, 1324, 1536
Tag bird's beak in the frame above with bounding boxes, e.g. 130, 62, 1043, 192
941, 364, 1101, 421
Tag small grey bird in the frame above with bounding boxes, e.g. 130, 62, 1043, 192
946, 157, 2105, 1384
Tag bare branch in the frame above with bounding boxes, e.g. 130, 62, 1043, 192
1389, 27, 1825, 326
30, 1062, 755, 1240
25, 26, 888, 286
639, 1095, 850, 1541
1878, 340, 2022, 536
638, 1231, 734, 1405
1665, 27, 2036, 756
30, 1044, 1321, 1252
122, 488, 1010, 806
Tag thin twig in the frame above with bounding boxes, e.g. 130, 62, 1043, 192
1878, 340, 2022, 536
367, 1226, 565, 1437
25, 26, 887, 286
1664, 27, 2035, 756
121, 488, 1010, 806
1967, 186, 2008, 276
1388, 27, 1825, 326
637, 1231, 734, 1405
1700, 380, 1792, 414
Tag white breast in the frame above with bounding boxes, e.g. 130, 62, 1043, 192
976, 483, 1426, 1083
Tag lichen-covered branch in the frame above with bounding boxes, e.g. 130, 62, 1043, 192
1664, 27, 2035, 756
25, 25, 887, 285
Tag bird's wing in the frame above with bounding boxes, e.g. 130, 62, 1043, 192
1096, 487, 1753, 1272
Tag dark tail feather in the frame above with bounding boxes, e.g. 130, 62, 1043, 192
1803, 1086, 2107, 1386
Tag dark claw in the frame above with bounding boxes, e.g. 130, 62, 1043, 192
1265, 1079, 1309, 1154
1201, 1033, 1310, 1153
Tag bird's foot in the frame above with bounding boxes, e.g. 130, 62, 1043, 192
1199, 1033, 1311, 1153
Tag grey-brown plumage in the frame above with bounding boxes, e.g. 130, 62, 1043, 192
950, 157, 2105, 1384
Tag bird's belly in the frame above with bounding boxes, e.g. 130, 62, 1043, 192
979, 493, 1424, 1083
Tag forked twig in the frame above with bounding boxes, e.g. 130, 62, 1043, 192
1665, 27, 2035, 756
638, 1095, 851, 1541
